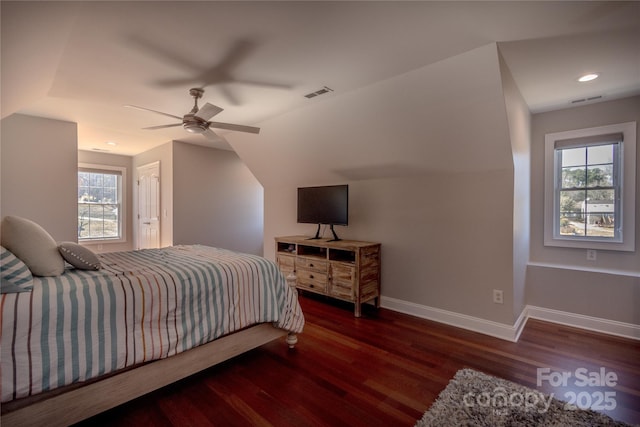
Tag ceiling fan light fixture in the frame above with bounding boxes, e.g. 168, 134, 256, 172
183, 121, 208, 134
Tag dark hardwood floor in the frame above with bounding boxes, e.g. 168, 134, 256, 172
77, 294, 640, 426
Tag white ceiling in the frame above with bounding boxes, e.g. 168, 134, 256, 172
2, 1, 639, 156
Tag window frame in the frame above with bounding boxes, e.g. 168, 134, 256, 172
78, 163, 127, 244
544, 121, 636, 251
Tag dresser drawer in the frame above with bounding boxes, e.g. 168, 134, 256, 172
296, 257, 327, 272
296, 267, 327, 293
296, 268, 327, 284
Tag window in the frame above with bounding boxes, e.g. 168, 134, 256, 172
544, 122, 636, 251
78, 164, 126, 242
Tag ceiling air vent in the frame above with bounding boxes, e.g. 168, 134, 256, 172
304, 86, 334, 99
571, 95, 603, 105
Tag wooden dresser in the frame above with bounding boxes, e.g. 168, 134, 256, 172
275, 236, 381, 317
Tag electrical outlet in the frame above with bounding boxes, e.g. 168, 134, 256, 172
493, 289, 503, 304
587, 249, 597, 261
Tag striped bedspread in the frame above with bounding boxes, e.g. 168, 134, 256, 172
1, 245, 304, 403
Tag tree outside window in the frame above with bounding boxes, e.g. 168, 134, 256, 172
557, 144, 617, 238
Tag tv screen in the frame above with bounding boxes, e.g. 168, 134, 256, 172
297, 185, 348, 226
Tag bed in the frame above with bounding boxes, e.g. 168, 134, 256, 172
1, 242, 304, 426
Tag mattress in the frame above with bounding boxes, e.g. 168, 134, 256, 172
1, 245, 304, 402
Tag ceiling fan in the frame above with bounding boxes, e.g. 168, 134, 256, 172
125, 88, 260, 140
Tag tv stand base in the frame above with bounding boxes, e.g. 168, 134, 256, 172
306, 224, 341, 241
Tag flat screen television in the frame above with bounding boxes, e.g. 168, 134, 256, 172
297, 184, 348, 241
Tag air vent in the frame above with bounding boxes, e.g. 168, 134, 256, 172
571, 95, 603, 105
304, 86, 334, 99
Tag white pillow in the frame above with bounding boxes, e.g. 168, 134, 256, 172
0, 216, 65, 277
58, 242, 101, 270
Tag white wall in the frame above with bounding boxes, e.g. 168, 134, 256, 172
528, 96, 640, 325
499, 51, 532, 323
172, 142, 264, 255
1, 114, 77, 241
359, 172, 516, 323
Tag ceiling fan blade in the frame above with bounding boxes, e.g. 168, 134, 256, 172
208, 121, 260, 134
195, 102, 224, 121
203, 128, 225, 142
143, 123, 182, 130
124, 105, 183, 121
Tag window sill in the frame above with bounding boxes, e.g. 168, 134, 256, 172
543, 236, 633, 252
80, 238, 126, 245
528, 262, 639, 278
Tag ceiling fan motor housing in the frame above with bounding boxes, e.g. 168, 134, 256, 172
183, 113, 208, 134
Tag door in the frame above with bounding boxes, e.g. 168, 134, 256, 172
137, 161, 161, 249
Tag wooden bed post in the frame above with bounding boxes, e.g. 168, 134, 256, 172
285, 271, 297, 288
285, 272, 299, 349
286, 332, 298, 348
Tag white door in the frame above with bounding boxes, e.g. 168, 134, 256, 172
137, 162, 161, 249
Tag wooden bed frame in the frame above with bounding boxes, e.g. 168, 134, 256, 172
2, 325, 298, 427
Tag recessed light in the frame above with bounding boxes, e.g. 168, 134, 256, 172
105, 141, 118, 146
578, 73, 599, 83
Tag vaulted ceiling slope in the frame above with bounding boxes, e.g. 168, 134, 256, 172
231, 43, 513, 186
2, 1, 639, 160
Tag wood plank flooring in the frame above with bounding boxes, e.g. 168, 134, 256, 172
77, 294, 640, 426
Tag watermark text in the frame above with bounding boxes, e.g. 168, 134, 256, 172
537, 367, 618, 411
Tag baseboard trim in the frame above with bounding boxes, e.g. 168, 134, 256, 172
380, 297, 640, 342
524, 305, 640, 341
380, 297, 521, 342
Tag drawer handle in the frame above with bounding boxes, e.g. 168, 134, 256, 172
309, 274, 314, 279
310, 284, 314, 288
309, 263, 314, 267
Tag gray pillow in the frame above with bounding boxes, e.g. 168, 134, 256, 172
1, 246, 34, 293
58, 242, 101, 270
0, 216, 65, 277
